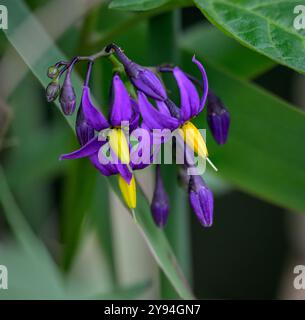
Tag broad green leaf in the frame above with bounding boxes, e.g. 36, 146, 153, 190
3, 0, 194, 299
181, 46, 305, 213
181, 24, 275, 79
193, 0, 305, 74
109, 0, 169, 11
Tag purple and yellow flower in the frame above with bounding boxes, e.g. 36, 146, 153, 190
60, 73, 139, 208
137, 56, 209, 160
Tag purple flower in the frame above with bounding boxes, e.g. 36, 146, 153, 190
107, 43, 167, 101
60, 73, 138, 183
207, 91, 230, 145
150, 165, 169, 228
188, 174, 213, 227
138, 56, 209, 159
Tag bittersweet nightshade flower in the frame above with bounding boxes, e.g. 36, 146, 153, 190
188, 174, 213, 227
151, 165, 169, 228
207, 91, 230, 145
106, 43, 167, 101
59, 71, 77, 115
139, 56, 209, 159
60, 73, 137, 182
46, 80, 60, 102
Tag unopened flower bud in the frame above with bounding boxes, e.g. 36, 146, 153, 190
46, 80, 60, 102
207, 91, 230, 145
188, 175, 213, 227
151, 165, 169, 228
59, 72, 76, 115
47, 66, 59, 79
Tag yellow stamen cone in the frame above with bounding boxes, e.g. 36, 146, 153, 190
118, 174, 136, 209
179, 121, 208, 158
108, 128, 130, 164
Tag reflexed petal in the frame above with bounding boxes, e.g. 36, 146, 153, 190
132, 69, 167, 101
82, 86, 109, 131
59, 136, 102, 160
118, 174, 136, 209
109, 74, 132, 126
192, 56, 209, 114
156, 100, 171, 116
138, 92, 179, 131
173, 67, 199, 121
90, 154, 119, 176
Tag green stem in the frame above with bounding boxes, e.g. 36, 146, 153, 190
148, 10, 192, 299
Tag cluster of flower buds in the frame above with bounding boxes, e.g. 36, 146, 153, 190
46, 43, 230, 228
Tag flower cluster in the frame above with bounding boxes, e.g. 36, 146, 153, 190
46, 43, 230, 228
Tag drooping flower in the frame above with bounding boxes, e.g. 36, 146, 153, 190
207, 91, 230, 145
138, 56, 209, 160
188, 174, 213, 227
150, 164, 170, 228
60, 72, 138, 185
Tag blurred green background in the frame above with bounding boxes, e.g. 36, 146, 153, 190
1, 0, 305, 299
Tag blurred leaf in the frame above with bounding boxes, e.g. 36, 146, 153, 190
0, 166, 66, 299
108, 176, 194, 299
194, 0, 305, 74
109, 0, 169, 11
0, 243, 66, 299
181, 45, 305, 212
182, 24, 275, 79
6, 122, 69, 189
95, 280, 151, 299
3, 0, 194, 299
61, 156, 98, 271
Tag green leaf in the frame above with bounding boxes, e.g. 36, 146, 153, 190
181, 24, 275, 79
95, 280, 151, 299
109, 0, 169, 11
193, 0, 305, 74
3, 0, 194, 299
181, 46, 305, 213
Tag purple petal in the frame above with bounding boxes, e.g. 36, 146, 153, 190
156, 100, 171, 116
173, 67, 199, 121
117, 163, 132, 184
130, 99, 140, 132
132, 69, 167, 101
60, 136, 102, 160
192, 56, 209, 114
109, 74, 132, 126
90, 154, 119, 176
82, 86, 109, 131
138, 92, 179, 131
